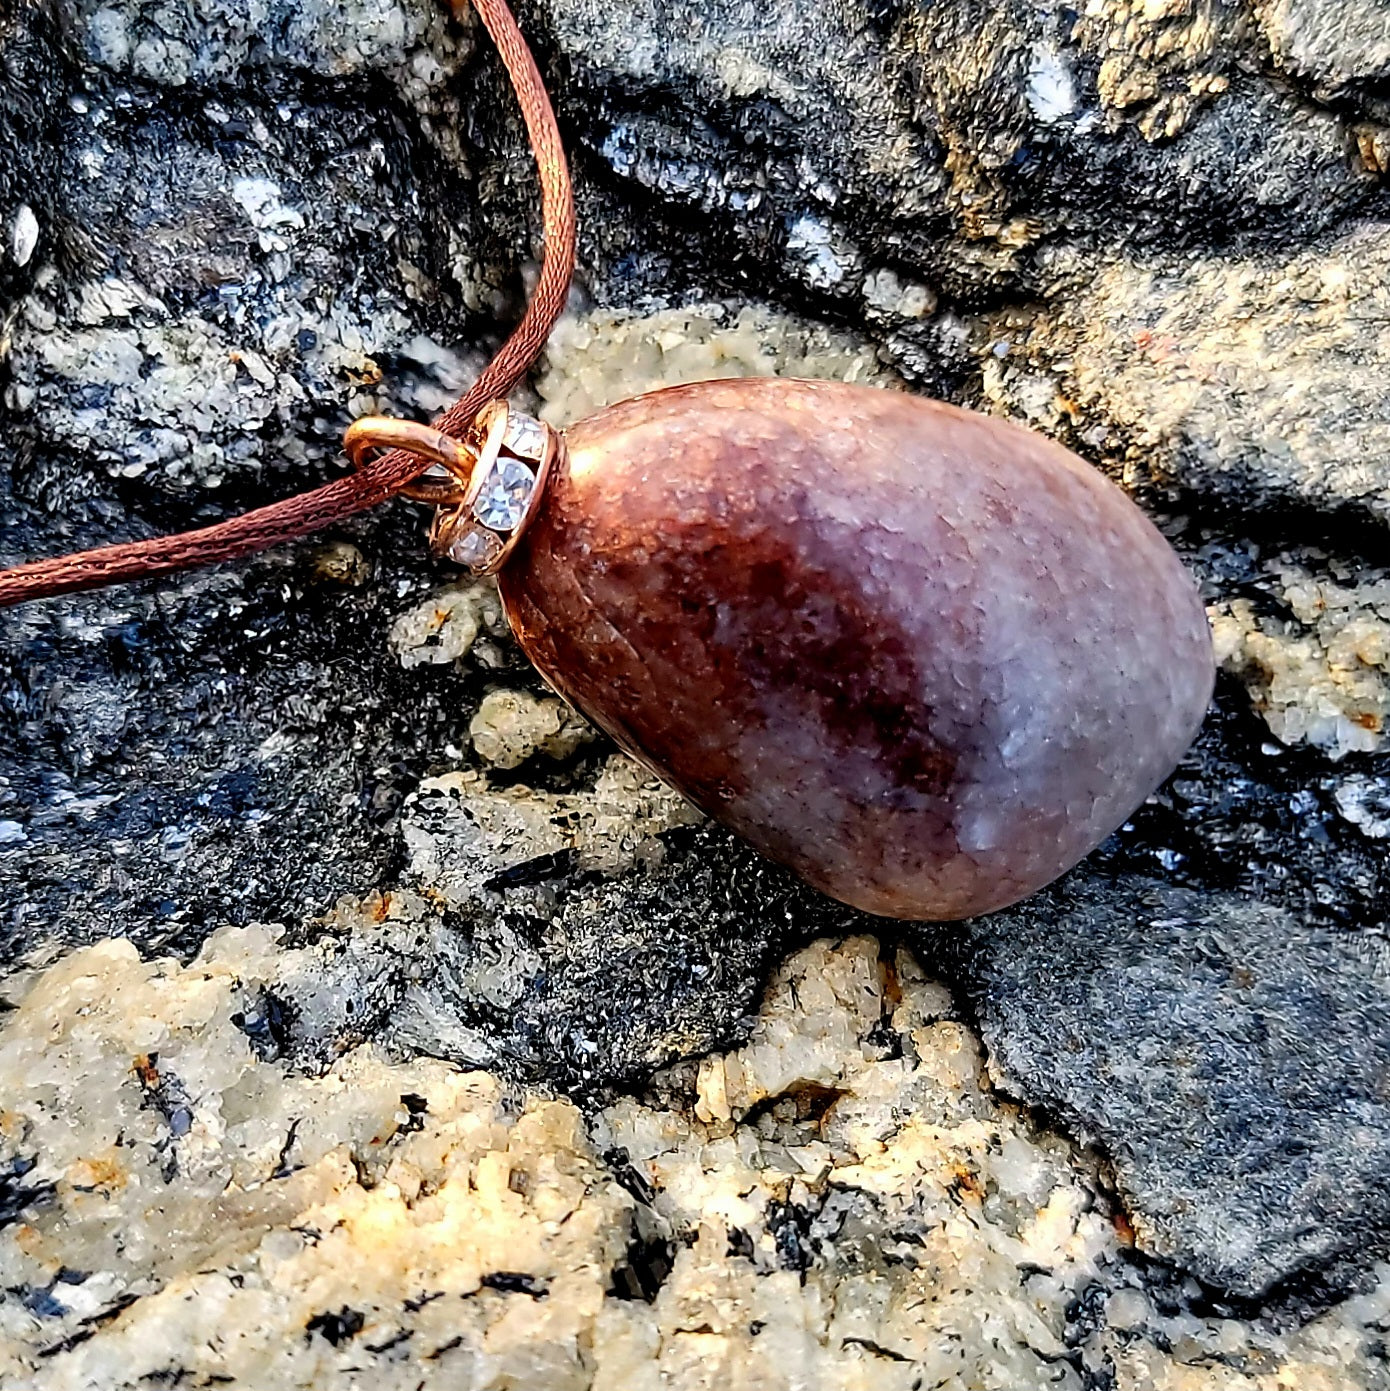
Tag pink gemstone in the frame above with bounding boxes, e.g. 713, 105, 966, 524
499, 379, 1214, 920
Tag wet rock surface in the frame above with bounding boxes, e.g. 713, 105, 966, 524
1, 0, 1389, 1382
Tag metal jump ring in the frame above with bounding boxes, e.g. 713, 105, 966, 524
342, 416, 480, 506
342, 402, 560, 578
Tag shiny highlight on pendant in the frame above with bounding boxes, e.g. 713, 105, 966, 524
348, 378, 1215, 922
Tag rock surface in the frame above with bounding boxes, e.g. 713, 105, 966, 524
1, 0, 1389, 1380
923, 874, 1390, 1302
4, 932, 1389, 1390
979, 228, 1390, 530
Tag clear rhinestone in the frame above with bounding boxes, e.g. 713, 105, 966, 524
473, 456, 536, 531
446, 526, 503, 569
503, 412, 547, 461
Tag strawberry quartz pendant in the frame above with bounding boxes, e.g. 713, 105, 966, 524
369, 377, 1214, 921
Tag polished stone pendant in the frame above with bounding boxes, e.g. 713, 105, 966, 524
352, 378, 1214, 920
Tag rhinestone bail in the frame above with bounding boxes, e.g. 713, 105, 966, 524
429, 401, 561, 577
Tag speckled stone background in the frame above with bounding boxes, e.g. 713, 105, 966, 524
1, 0, 1389, 1386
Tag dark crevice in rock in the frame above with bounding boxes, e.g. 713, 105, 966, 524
0, 1154, 56, 1229
767, 1196, 817, 1276
738, 1081, 851, 1132
479, 1271, 548, 1298
607, 1224, 676, 1303
304, 1306, 365, 1346
1089, 682, 1389, 933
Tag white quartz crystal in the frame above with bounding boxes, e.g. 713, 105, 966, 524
535, 302, 896, 427
386, 582, 506, 669
469, 689, 594, 770
1211, 554, 1390, 758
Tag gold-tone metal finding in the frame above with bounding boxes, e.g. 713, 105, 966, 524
427, 400, 562, 576
342, 416, 480, 506
343, 402, 560, 578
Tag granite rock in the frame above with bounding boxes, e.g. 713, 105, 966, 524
0, 2, 70, 316
534, 301, 899, 426
922, 874, 1390, 1302
1, 0, 1389, 1367
979, 227, 1390, 529
4, 931, 1389, 1389
468, 687, 594, 768
257, 755, 815, 1090
543, 0, 1381, 313
1211, 550, 1390, 759
1257, 0, 1390, 108
0, 0, 502, 959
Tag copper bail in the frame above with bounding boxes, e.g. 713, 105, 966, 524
344, 403, 561, 577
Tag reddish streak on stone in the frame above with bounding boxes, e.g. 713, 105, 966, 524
499, 379, 1214, 921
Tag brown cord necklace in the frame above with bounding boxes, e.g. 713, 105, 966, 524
0, 0, 1215, 922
